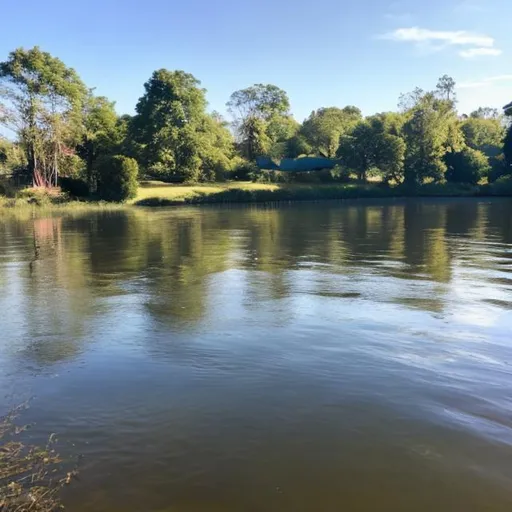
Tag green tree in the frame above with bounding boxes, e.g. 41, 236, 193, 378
460, 116, 504, 156
470, 107, 500, 119
445, 148, 490, 185
133, 69, 207, 181
300, 106, 362, 158
77, 94, 119, 189
285, 134, 313, 158
98, 155, 138, 201
435, 75, 456, 103
402, 92, 460, 185
337, 115, 405, 182
266, 114, 300, 159
195, 113, 236, 180
0, 47, 87, 187
227, 84, 290, 121
504, 125, 512, 171
227, 84, 293, 161
0, 136, 25, 175
502, 102, 512, 174
238, 116, 271, 161
133, 70, 235, 182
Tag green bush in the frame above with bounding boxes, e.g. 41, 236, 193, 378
251, 166, 351, 184
15, 188, 53, 206
98, 155, 139, 202
0, 179, 14, 197
491, 175, 512, 196
59, 177, 90, 198
488, 154, 510, 183
232, 161, 259, 181
251, 170, 291, 183
445, 148, 490, 185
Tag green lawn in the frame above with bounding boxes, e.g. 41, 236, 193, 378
133, 181, 279, 203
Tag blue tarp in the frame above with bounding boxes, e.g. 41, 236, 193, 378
256, 156, 339, 172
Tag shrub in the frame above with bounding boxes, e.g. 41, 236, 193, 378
0, 179, 15, 197
59, 177, 90, 198
445, 148, 490, 185
327, 165, 351, 183
251, 170, 291, 183
98, 155, 139, 202
491, 175, 512, 196
15, 187, 53, 206
232, 161, 259, 181
488, 154, 510, 183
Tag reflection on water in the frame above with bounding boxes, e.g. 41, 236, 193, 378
0, 198, 512, 511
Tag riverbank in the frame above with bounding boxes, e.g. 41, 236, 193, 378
1, 180, 511, 211
133, 182, 482, 206
133, 180, 512, 206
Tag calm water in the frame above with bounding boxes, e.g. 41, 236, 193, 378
1, 199, 512, 511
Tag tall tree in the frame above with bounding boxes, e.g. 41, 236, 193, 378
195, 113, 236, 180
435, 75, 456, 103
227, 84, 293, 161
133, 69, 205, 181
445, 148, 490, 185
402, 91, 461, 185
502, 101, 512, 174
0, 47, 87, 187
133, 70, 235, 181
337, 114, 405, 182
470, 107, 500, 120
227, 84, 290, 121
300, 106, 362, 158
460, 116, 504, 157
0, 137, 25, 175
77, 94, 119, 188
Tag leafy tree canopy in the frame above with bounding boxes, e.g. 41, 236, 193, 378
300, 106, 362, 158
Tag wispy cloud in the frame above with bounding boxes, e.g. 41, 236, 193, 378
381, 27, 501, 58
459, 47, 502, 58
383, 27, 493, 47
458, 75, 512, 89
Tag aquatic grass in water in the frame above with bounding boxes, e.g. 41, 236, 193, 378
0, 405, 77, 512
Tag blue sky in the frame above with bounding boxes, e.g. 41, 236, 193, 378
1, 0, 511, 121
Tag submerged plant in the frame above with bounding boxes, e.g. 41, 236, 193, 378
0, 404, 77, 512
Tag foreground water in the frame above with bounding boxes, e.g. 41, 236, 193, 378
0, 198, 511, 511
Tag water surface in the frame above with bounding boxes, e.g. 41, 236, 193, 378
1, 199, 512, 511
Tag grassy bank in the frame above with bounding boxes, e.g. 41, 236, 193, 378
1, 180, 511, 212
132, 181, 504, 206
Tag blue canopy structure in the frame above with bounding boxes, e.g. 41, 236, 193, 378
256, 156, 340, 172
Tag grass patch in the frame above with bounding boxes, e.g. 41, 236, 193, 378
133, 181, 278, 204
0, 404, 77, 512
134, 181, 487, 206
1, 180, 510, 211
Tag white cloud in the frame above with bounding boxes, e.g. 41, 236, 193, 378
383, 27, 494, 47
459, 47, 502, 58
381, 27, 501, 58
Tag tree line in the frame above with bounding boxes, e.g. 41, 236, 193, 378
1, 46, 511, 201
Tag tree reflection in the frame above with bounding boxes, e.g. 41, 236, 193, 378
0, 198, 510, 367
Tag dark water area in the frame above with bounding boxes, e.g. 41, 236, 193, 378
1, 198, 511, 511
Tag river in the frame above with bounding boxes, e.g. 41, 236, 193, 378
0, 198, 511, 511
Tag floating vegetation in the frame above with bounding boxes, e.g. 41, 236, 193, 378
0, 404, 77, 512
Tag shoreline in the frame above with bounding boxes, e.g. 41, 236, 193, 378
1, 182, 511, 212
